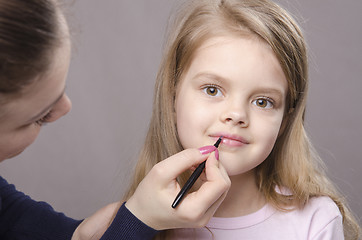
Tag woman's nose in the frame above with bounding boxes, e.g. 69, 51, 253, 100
220, 101, 249, 127
48, 94, 72, 123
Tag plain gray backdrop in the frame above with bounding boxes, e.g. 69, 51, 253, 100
1, 0, 361, 224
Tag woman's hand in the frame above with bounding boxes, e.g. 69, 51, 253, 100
125, 148, 230, 230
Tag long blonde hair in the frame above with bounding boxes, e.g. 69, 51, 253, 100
124, 0, 360, 239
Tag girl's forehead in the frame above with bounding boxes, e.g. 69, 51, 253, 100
196, 34, 267, 52
189, 35, 280, 73
181, 35, 287, 89
192, 34, 288, 84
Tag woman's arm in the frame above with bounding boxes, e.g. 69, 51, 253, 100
0, 176, 81, 240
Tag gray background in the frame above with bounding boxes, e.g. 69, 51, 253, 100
1, 0, 361, 224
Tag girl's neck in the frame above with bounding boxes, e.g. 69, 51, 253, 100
214, 169, 266, 218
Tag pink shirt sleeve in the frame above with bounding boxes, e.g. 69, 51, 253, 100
308, 197, 344, 239
312, 216, 344, 239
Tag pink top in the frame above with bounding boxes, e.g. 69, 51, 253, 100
172, 196, 343, 239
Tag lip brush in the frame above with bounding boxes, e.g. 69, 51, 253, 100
171, 136, 223, 208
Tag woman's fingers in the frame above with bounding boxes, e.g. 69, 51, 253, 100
172, 153, 230, 226
155, 148, 209, 183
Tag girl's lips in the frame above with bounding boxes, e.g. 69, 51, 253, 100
221, 137, 246, 147
211, 134, 249, 147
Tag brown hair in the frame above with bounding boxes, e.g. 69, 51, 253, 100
0, 0, 64, 100
124, 0, 360, 239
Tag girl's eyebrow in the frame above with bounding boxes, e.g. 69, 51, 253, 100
253, 87, 285, 98
28, 88, 65, 122
192, 72, 225, 83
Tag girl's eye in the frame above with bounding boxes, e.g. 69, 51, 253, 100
203, 86, 222, 97
35, 111, 52, 126
252, 98, 274, 109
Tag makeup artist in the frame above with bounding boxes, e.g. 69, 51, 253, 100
0, 0, 230, 239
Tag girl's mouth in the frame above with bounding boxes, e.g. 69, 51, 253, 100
211, 134, 249, 147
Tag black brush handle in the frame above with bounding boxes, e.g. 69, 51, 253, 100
171, 161, 205, 208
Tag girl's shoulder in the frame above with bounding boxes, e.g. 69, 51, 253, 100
299, 195, 342, 220
276, 186, 342, 220
277, 196, 344, 239
306, 195, 340, 210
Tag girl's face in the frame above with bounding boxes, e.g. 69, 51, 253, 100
0, 38, 72, 162
175, 36, 288, 176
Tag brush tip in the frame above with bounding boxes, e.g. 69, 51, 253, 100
214, 136, 223, 148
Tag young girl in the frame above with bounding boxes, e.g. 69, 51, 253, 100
124, 0, 360, 239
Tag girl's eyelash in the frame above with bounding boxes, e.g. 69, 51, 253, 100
202, 84, 219, 89
253, 96, 275, 108
35, 111, 52, 126
260, 96, 274, 103
201, 84, 223, 96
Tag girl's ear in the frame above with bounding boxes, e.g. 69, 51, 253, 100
278, 108, 294, 137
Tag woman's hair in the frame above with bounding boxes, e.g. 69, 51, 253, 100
0, 0, 65, 102
124, 0, 360, 239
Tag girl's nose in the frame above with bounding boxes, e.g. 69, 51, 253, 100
220, 102, 249, 127
47, 94, 72, 123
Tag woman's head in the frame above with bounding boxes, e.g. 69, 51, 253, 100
0, 0, 72, 161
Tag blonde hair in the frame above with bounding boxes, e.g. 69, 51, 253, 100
124, 0, 361, 239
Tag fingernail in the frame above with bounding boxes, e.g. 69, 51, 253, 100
215, 149, 219, 160
198, 145, 216, 155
